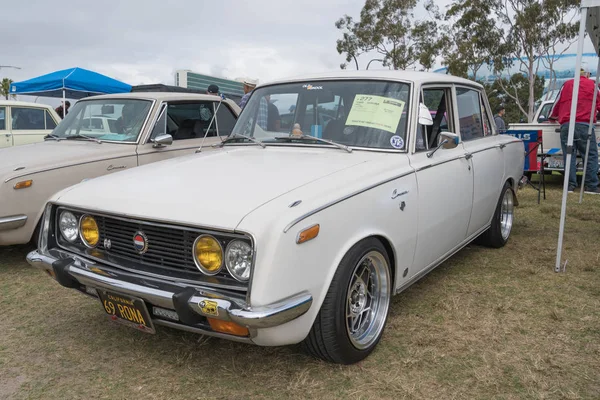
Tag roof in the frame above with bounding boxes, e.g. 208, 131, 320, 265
259, 70, 482, 88
0, 100, 55, 109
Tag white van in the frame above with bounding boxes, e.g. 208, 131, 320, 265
0, 101, 61, 148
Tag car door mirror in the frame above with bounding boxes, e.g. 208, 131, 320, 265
152, 134, 173, 148
538, 116, 547, 123
427, 131, 459, 158
418, 103, 434, 126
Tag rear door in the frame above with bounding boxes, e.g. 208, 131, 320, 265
0, 106, 10, 147
137, 100, 238, 165
457, 86, 505, 237
11, 106, 56, 146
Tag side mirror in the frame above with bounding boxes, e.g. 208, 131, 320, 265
418, 103, 434, 126
152, 134, 173, 148
427, 131, 459, 158
538, 116, 547, 123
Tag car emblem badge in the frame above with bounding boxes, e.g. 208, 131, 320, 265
133, 231, 149, 254
104, 238, 112, 249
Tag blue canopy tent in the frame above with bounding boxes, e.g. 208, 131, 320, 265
9, 67, 132, 113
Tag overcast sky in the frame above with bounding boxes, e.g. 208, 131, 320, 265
1, 0, 594, 107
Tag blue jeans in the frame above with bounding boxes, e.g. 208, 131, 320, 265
560, 123, 599, 189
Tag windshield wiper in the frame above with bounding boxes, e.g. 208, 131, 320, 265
44, 133, 64, 141
213, 133, 265, 148
274, 134, 352, 153
65, 134, 102, 144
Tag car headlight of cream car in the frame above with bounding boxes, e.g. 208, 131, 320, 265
225, 240, 253, 282
58, 211, 79, 243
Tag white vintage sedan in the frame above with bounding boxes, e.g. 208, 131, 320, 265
27, 71, 524, 364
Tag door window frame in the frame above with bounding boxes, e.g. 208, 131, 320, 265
413, 83, 457, 153
454, 85, 496, 141
11, 106, 48, 131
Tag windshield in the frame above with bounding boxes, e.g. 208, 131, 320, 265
231, 80, 411, 150
52, 99, 152, 142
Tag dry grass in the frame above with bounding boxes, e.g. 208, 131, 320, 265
1, 175, 599, 399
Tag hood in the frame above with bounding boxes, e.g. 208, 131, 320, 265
54, 146, 372, 230
0, 141, 133, 181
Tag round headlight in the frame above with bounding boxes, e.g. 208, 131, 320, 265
225, 240, 253, 282
59, 211, 79, 243
193, 235, 223, 275
80, 215, 99, 247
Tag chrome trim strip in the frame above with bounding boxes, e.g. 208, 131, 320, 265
26, 249, 311, 330
465, 145, 503, 155
283, 170, 414, 233
414, 154, 469, 172
0, 214, 28, 231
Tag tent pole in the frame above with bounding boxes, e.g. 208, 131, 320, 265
555, 7, 588, 273
62, 89, 66, 118
578, 56, 600, 203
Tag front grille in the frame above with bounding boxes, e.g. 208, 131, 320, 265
96, 215, 200, 273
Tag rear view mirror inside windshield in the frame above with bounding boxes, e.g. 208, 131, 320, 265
101, 105, 115, 114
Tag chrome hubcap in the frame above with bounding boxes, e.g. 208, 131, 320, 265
500, 189, 514, 241
346, 251, 390, 350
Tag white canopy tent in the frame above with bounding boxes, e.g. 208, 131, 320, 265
555, 0, 600, 272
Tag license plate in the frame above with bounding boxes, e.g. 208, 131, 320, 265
547, 157, 564, 169
97, 290, 155, 334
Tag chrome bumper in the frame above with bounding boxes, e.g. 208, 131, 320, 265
0, 215, 27, 231
26, 248, 312, 333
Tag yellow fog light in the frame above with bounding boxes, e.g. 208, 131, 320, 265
79, 215, 99, 247
193, 235, 223, 275
14, 180, 33, 190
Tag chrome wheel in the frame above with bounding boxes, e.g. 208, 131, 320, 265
500, 188, 514, 241
345, 251, 390, 349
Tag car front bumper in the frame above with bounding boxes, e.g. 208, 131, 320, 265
26, 248, 312, 343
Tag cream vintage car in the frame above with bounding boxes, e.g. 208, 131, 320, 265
27, 71, 524, 364
0, 92, 240, 246
0, 100, 62, 148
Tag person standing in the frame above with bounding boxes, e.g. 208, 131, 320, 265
549, 68, 600, 194
55, 101, 70, 118
239, 78, 257, 109
494, 106, 506, 133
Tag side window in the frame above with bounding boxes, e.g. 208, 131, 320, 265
538, 103, 553, 122
0, 107, 5, 130
216, 104, 237, 136
11, 107, 46, 130
165, 102, 217, 141
480, 97, 493, 136
456, 88, 484, 141
45, 111, 57, 129
417, 87, 452, 152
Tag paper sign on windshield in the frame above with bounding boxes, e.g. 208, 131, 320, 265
346, 95, 405, 134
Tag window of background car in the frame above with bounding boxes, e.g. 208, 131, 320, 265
0, 107, 5, 130
233, 80, 411, 151
52, 99, 152, 142
215, 104, 237, 136
456, 88, 484, 141
11, 107, 46, 130
538, 103, 553, 122
45, 111, 57, 129
164, 102, 218, 141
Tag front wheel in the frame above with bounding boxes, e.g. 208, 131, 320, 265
302, 238, 392, 364
478, 181, 515, 248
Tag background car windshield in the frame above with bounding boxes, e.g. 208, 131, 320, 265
52, 99, 152, 142
232, 80, 411, 150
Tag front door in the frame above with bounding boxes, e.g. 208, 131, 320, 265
137, 100, 238, 165
455, 86, 505, 237
0, 106, 10, 148
410, 85, 474, 274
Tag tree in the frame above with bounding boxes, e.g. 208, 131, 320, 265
485, 73, 545, 124
335, 0, 442, 71
0, 78, 15, 100
494, 0, 579, 122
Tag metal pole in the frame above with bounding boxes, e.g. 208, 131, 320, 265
556, 7, 588, 273
62, 89, 66, 119
579, 56, 600, 203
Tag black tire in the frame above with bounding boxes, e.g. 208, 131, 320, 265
478, 181, 515, 248
302, 238, 392, 364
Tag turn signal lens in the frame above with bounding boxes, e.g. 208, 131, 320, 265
14, 180, 33, 189
208, 318, 249, 337
80, 215, 99, 247
193, 235, 223, 275
297, 224, 320, 244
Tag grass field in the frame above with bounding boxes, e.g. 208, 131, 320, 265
1, 177, 599, 399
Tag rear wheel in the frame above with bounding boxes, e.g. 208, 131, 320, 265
302, 238, 392, 364
478, 181, 515, 248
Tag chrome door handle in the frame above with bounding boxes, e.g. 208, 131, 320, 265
4, 134, 11, 137
465, 153, 473, 160
497, 143, 506, 149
